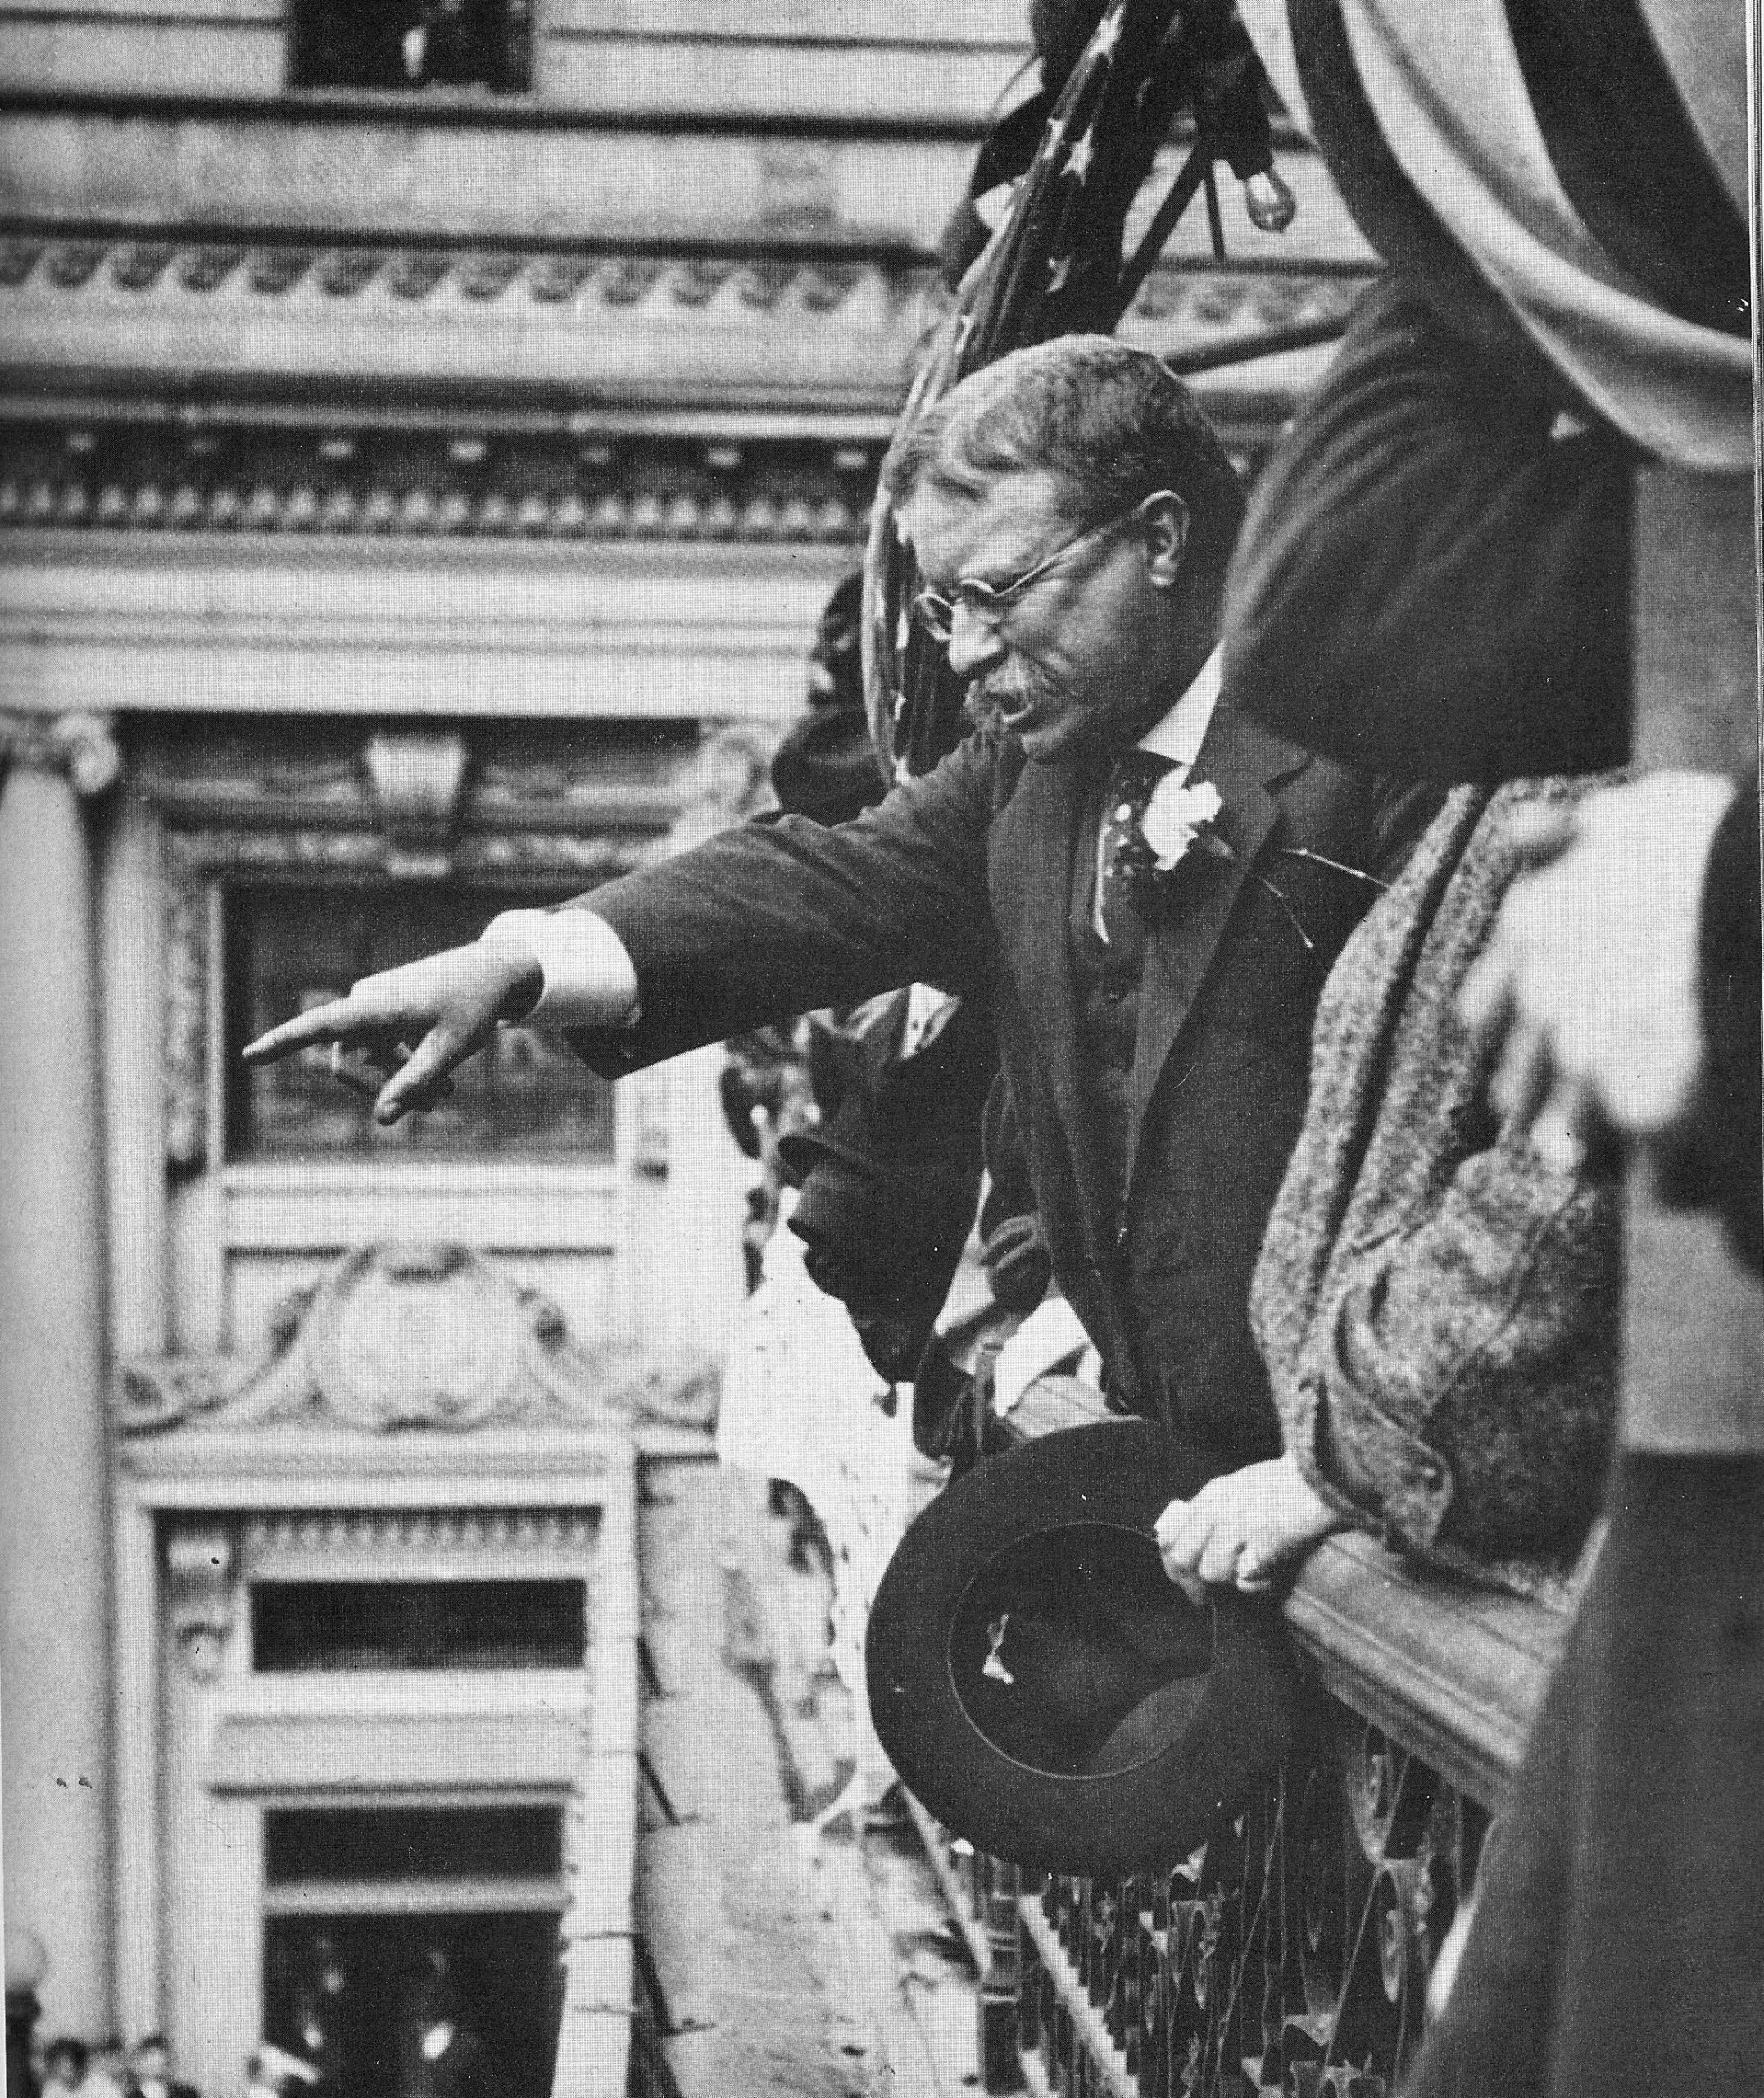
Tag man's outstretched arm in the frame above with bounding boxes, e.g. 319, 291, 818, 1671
561, 733, 1000, 1075
244, 721, 1004, 1121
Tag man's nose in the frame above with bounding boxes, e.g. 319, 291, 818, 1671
943, 602, 1006, 679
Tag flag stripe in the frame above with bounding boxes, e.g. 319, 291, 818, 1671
1340, 0, 1753, 470
1504, 0, 1748, 338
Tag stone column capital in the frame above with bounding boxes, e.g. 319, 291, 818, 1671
0, 711, 121, 797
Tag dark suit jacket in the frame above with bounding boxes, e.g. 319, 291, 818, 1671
574, 702, 1440, 1465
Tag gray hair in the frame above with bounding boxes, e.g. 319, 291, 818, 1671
883, 335, 1246, 588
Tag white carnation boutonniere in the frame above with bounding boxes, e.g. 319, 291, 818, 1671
1123, 775, 1234, 903
1140, 775, 1230, 871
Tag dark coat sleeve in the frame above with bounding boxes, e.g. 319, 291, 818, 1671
565, 724, 1006, 1074
1219, 273, 1632, 783
1262, 780, 1621, 1593
1290, 1129, 1621, 1579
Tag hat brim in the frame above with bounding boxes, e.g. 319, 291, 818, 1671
866, 1419, 1300, 1877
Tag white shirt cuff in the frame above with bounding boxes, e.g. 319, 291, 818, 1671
478, 908, 641, 1028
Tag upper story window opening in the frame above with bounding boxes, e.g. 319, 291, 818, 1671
289, 0, 533, 94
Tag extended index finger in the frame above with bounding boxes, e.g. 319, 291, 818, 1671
242, 998, 377, 1065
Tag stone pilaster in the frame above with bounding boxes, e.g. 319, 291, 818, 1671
0, 708, 120, 2032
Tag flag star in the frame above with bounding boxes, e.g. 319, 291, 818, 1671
1063, 129, 1096, 184
1047, 254, 1072, 293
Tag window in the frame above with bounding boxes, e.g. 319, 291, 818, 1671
265, 1806, 562, 1884
289, 0, 532, 93
263, 1910, 561, 2098
225, 886, 615, 1162
252, 1580, 587, 1672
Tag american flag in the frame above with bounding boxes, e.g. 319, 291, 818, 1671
864, 0, 1247, 778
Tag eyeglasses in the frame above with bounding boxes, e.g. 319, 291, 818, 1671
911, 490, 1174, 644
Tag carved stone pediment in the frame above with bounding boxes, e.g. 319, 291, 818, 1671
116, 1241, 716, 1437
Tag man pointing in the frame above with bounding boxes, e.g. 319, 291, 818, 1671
247, 335, 1439, 1473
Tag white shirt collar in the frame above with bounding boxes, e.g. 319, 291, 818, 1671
1133, 645, 1222, 768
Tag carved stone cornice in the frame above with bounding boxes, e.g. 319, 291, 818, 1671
143, 728, 692, 834
0, 420, 881, 545
0, 232, 935, 413
0, 236, 898, 320
0, 253, 1367, 529
0, 236, 1365, 346
116, 1239, 718, 1437
0, 708, 120, 794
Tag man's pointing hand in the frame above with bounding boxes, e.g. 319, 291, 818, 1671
242, 942, 542, 1126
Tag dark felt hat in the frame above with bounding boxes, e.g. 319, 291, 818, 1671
769, 706, 889, 828
776, 989, 991, 1314
867, 1419, 1300, 1878
770, 572, 890, 826
782, 1097, 974, 1287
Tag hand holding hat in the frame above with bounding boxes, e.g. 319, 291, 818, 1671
867, 1420, 1304, 1878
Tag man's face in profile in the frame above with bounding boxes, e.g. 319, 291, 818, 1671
901, 468, 1167, 765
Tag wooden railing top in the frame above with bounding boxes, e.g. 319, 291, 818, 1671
1283, 1527, 1576, 1807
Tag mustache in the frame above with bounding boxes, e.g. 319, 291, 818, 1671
964, 661, 1064, 730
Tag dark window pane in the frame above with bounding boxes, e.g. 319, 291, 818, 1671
265, 1807, 561, 1885
226, 885, 615, 1160
252, 1580, 587, 1672
265, 1911, 560, 2098
290, 0, 532, 92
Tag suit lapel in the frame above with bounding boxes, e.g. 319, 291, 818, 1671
1121, 706, 1310, 1194
989, 754, 1117, 1250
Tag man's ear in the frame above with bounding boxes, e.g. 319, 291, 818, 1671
1140, 492, 1190, 588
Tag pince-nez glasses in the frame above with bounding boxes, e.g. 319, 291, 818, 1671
912, 489, 1175, 644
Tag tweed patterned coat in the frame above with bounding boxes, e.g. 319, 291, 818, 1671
1251, 779, 1621, 1596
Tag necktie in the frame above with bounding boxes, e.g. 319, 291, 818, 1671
1095, 752, 1178, 946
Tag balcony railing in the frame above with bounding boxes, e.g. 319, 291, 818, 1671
907, 1380, 1579, 2098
